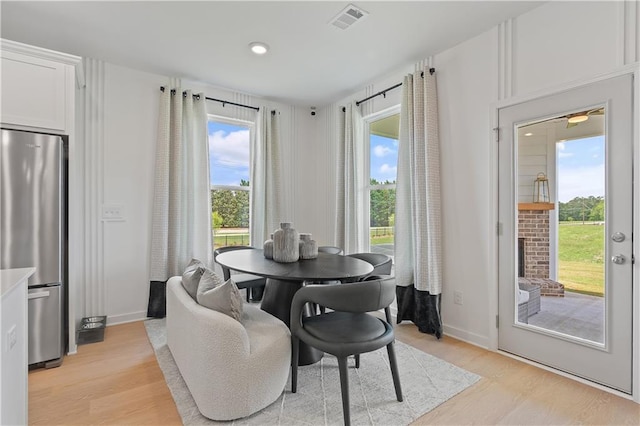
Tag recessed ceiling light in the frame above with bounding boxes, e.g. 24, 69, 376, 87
524, 132, 533, 136
249, 42, 269, 55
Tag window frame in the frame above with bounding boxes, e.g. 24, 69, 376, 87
363, 105, 401, 254
207, 114, 254, 246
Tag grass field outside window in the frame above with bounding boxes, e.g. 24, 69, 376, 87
558, 222, 604, 296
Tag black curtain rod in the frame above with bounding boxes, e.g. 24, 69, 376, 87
343, 68, 435, 111
160, 86, 260, 111
355, 82, 403, 107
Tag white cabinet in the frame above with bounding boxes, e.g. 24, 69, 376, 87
0, 39, 81, 133
1, 51, 67, 130
1, 268, 35, 426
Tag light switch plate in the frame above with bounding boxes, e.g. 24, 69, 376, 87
102, 204, 125, 221
454, 290, 464, 305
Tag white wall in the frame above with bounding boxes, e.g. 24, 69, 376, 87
102, 63, 166, 323
78, 62, 302, 324
311, 1, 638, 349
77, 2, 638, 356
438, 0, 636, 347
433, 27, 500, 346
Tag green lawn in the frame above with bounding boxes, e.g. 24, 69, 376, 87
213, 229, 250, 248
558, 222, 604, 296
371, 235, 394, 245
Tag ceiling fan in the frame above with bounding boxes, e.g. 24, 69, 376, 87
565, 107, 604, 128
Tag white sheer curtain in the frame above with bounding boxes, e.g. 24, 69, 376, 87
148, 88, 211, 316
394, 68, 443, 337
250, 108, 283, 246
335, 102, 367, 254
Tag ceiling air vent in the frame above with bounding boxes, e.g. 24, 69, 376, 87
329, 4, 369, 30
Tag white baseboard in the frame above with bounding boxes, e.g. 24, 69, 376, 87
442, 323, 489, 349
105, 310, 148, 326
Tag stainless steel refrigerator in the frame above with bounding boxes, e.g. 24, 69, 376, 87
1, 128, 66, 366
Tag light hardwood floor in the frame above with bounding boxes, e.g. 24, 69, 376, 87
29, 321, 639, 425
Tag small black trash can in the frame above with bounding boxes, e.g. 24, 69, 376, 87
77, 316, 107, 344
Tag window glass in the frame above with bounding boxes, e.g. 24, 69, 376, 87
208, 118, 251, 248
368, 113, 399, 257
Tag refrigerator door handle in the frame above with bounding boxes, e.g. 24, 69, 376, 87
28, 291, 51, 300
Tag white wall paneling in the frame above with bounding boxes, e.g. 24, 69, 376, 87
102, 64, 166, 324
279, 104, 296, 226
81, 58, 106, 319
623, 0, 639, 65
432, 28, 499, 349
312, 103, 341, 246
291, 105, 329, 240
513, 2, 621, 97
498, 19, 514, 100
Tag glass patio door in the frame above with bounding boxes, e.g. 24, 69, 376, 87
497, 74, 634, 393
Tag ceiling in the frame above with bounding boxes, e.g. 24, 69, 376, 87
518, 105, 605, 142
0, 1, 544, 107
371, 113, 399, 139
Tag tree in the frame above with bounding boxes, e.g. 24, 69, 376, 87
212, 189, 239, 227
211, 185, 250, 229
589, 200, 605, 221
559, 196, 604, 222
369, 178, 396, 227
212, 211, 223, 229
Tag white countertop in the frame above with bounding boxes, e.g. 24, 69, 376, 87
0, 268, 35, 296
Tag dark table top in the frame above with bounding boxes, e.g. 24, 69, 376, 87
216, 249, 373, 282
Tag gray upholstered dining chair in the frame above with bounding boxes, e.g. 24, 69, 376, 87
317, 245, 344, 255
308, 245, 344, 314
213, 246, 266, 302
345, 252, 392, 279
290, 278, 403, 426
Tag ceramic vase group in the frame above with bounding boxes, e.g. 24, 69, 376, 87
264, 222, 318, 262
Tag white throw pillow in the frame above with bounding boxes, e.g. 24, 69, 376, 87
182, 258, 205, 300
197, 268, 243, 322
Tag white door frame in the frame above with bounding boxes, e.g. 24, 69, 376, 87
488, 63, 640, 402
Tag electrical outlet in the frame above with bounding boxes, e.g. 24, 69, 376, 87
454, 290, 464, 305
7, 325, 17, 350
102, 204, 125, 221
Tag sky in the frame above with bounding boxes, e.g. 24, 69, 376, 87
556, 135, 604, 202
209, 122, 400, 186
370, 134, 398, 183
208, 121, 250, 186
208, 120, 600, 201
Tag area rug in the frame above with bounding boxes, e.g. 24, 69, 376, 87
145, 319, 480, 425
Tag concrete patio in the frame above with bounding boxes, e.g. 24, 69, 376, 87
527, 291, 604, 343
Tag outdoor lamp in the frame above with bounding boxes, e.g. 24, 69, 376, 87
533, 172, 550, 203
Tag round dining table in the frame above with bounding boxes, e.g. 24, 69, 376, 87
215, 249, 373, 365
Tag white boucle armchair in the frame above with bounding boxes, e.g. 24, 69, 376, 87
166, 276, 291, 421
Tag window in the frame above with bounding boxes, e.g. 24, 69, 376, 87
367, 111, 399, 257
208, 117, 252, 248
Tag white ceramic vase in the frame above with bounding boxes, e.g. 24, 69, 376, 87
299, 233, 318, 259
273, 223, 299, 263
263, 235, 274, 259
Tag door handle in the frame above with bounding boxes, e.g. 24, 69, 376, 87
611, 255, 626, 265
28, 291, 50, 300
611, 232, 626, 242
